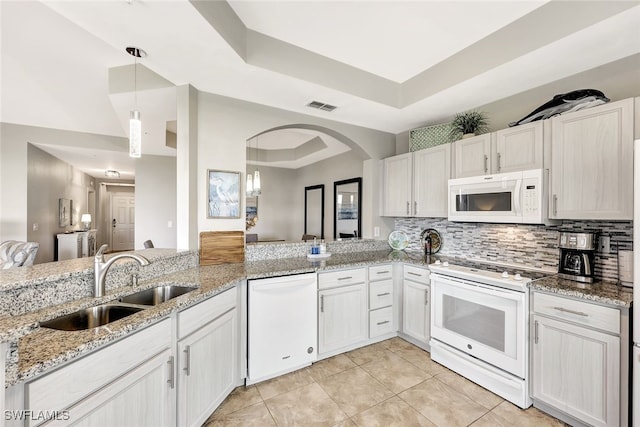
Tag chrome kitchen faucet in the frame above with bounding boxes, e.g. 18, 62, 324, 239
94, 244, 150, 297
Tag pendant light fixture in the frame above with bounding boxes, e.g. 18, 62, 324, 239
253, 135, 261, 196
247, 136, 262, 197
126, 46, 146, 158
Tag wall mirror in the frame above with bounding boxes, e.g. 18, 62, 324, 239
334, 177, 361, 239
304, 185, 324, 240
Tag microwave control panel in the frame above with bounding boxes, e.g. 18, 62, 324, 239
522, 177, 539, 215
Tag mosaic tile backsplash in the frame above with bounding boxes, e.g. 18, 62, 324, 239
394, 218, 633, 282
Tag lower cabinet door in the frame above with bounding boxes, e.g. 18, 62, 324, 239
532, 314, 620, 427
319, 283, 367, 355
178, 309, 237, 427
402, 280, 429, 343
62, 349, 175, 427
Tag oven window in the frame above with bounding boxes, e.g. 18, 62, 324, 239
455, 192, 512, 212
442, 295, 505, 352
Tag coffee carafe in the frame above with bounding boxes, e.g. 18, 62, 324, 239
558, 232, 596, 283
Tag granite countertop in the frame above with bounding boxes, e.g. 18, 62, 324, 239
3, 248, 633, 387
529, 275, 634, 308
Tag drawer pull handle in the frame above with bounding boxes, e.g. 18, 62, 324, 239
183, 345, 191, 376
552, 306, 588, 317
167, 356, 175, 389
376, 320, 390, 326
338, 276, 353, 281
408, 272, 421, 277
376, 271, 390, 274
377, 292, 391, 297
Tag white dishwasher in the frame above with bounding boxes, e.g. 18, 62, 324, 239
247, 273, 317, 384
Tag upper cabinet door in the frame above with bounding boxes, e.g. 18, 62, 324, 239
413, 144, 451, 217
550, 98, 634, 220
494, 121, 544, 174
382, 152, 413, 217
453, 133, 492, 178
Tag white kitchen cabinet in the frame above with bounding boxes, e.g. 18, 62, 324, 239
453, 122, 544, 178
401, 265, 430, 348
318, 280, 368, 356
177, 287, 238, 427
56, 230, 97, 260
550, 98, 634, 220
413, 144, 451, 217
60, 349, 175, 427
382, 152, 412, 217
178, 309, 237, 427
494, 121, 544, 173
382, 145, 451, 217
368, 264, 394, 340
531, 293, 621, 427
452, 133, 492, 178
23, 318, 174, 427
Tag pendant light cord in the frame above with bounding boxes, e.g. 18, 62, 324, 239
134, 54, 138, 107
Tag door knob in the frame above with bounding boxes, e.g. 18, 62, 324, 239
112, 219, 117, 228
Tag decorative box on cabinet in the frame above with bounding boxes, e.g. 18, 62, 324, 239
549, 98, 634, 220
531, 291, 628, 427
382, 144, 451, 217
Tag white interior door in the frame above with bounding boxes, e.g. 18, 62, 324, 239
111, 192, 135, 251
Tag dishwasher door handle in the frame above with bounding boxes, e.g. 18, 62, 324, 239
251, 280, 314, 292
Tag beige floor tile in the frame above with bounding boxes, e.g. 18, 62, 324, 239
318, 366, 394, 417
211, 385, 263, 416
435, 371, 503, 410
360, 352, 430, 394
265, 382, 348, 426
394, 346, 450, 376
204, 402, 276, 427
344, 342, 394, 365
381, 337, 417, 352
489, 401, 566, 427
255, 367, 315, 401
351, 396, 437, 427
332, 419, 357, 427
469, 410, 512, 427
398, 378, 488, 427
308, 354, 357, 381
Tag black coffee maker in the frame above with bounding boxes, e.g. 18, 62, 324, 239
558, 232, 596, 283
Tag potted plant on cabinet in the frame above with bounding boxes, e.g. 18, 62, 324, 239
449, 110, 489, 140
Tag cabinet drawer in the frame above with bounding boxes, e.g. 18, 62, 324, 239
179, 286, 237, 338
368, 264, 393, 281
25, 318, 172, 417
318, 267, 366, 289
369, 280, 393, 310
370, 306, 394, 338
404, 265, 429, 284
533, 292, 619, 334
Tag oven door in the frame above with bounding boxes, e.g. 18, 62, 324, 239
430, 274, 526, 378
448, 171, 522, 223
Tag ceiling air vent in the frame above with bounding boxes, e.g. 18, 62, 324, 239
306, 101, 337, 112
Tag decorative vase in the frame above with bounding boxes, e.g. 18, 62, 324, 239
462, 133, 476, 139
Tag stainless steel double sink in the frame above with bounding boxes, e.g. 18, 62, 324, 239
40, 285, 196, 331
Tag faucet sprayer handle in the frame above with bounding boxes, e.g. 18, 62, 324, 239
95, 244, 108, 262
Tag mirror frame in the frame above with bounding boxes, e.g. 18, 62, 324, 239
304, 184, 325, 239
333, 177, 362, 240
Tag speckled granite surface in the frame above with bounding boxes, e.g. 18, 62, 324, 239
530, 275, 633, 308
1, 248, 633, 388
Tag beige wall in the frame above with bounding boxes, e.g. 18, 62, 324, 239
26, 144, 94, 263
196, 92, 397, 238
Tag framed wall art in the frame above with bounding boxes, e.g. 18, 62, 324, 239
58, 198, 70, 227
207, 169, 240, 218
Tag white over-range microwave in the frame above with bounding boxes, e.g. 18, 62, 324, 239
448, 169, 553, 224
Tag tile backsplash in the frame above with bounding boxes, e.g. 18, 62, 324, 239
394, 218, 633, 281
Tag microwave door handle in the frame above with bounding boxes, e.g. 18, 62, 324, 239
513, 179, 522, 215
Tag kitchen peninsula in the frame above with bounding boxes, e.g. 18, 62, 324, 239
0, 239, 632, 426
